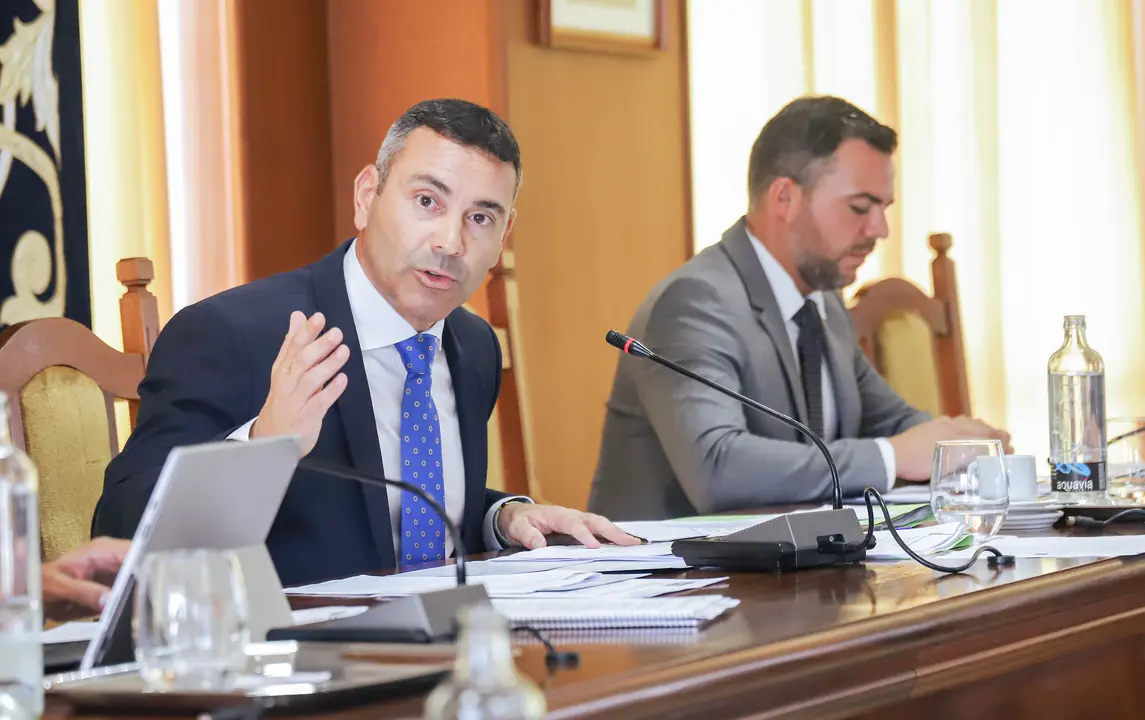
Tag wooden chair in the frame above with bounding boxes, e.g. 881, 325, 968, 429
0, 258, 159, 562
848, 233, 971, 418
484, 245, 543, 500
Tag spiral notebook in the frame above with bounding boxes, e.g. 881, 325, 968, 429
488, 596, 739, 631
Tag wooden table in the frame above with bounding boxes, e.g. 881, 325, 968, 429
47, 521, 1145, 719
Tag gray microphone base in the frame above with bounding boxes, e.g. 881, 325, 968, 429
267, 584, 493, 644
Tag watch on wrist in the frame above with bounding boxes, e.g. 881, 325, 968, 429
493, 498, 530, 547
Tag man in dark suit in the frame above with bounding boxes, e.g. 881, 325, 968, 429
94, 99, 637, 586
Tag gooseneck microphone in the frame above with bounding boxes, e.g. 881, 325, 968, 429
281, 458, 581, 666
606, 329, 843, 510
267, 458, 490, 644
298, 457, 468, 585
606, 330, 1015, 574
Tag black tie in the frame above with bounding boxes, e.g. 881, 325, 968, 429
793, 300, 826, 440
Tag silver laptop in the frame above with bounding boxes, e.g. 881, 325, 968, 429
80, 436, 302, 670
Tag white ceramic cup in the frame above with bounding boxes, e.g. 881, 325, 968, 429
969, 454, 1038, 502
1004, 454, 1038, 501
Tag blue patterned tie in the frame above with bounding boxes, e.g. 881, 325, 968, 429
395, 333, 445, 567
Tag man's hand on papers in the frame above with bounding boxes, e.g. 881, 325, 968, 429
497, 503, 641, 550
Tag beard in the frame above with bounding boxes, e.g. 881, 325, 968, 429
792, 212, 873, 291
796, 251, 846, 291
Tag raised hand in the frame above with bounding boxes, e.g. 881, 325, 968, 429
250, 311, 350, 455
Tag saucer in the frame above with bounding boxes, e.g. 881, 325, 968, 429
1001, 508, 1063, 531
1008, 498, 1066, 512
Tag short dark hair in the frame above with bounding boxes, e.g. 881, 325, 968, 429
746, 96, 896, 206
376, 98, 522, 194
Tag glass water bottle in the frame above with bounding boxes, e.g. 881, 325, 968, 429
424, 604, 545, 720
0, 391, 42, 720
1048, 315, 1108, 504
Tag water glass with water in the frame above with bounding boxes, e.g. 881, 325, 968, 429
134, 549, 250, 691
1106, 417, 1145, 499
930, 439, 1009, 544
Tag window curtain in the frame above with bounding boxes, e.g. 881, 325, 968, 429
688, 0, 1145, 462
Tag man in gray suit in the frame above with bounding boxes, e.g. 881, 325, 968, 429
589, 96, 1011, 521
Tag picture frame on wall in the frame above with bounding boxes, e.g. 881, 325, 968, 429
538, 0, 666, 56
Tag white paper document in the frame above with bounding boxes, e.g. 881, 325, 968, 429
490, 595, 740, 630
335, 554, 690, 580
557, 558, 690, 573
616, 517, 777, 542
40, 621, 99, 645
285, 568, 601, 598
287, 605, 368, 626
943, 534, 1145, 559
40, 606, 370, 645
865, 523, 968, 561
399, 560, 589, 577
615, 507, 856, 543
538, 576, 728, 599
527, 571, 643, 593
490, 542, 677, 563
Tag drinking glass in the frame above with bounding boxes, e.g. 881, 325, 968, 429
930, 440, 1009, 544
1106, 417, 1145, 499
134, 549, 250, 691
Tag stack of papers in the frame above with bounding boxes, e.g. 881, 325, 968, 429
855, 503, 933, 530
41, 622, 99, 645
616, 505, 933, 544
286, 568, 615, 598
488, 542, 689, 573
616, 516, 779, 542
943, 533, 1145, 559
535, 575, 728, 599
866, 523, 971, 561
489, 596, 739, 630
41, 606, 370, 645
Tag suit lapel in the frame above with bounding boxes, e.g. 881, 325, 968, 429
310, 241, 394, 564
718, 219, 809, 426
442, 316, 486, 546
823, 294, 861, 438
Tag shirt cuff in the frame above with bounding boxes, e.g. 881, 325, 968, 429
483, 496, 533, 551
873, 438, 896, 491
228, 418, 257, 441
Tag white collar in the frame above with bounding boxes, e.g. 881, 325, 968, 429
343, 239, 445, 351
744, 225, 826, 323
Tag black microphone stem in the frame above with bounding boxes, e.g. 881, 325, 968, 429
608, 331, 843, 510
297, 458, 467, 585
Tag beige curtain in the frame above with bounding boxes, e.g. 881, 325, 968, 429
80, 0, 173, 343
79, 0, 174, 445
688, 0, 1145, 463
156, 0, 248, 310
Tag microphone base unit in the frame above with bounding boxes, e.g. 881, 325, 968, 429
267, 584, 493, 644
670, 509, 868, 572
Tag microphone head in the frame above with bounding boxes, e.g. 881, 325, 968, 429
605, 330, 653, 359
605, 330, 629, 349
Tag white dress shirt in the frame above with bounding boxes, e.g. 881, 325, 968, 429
230, 240, 525, 558
745, 228, 897, 490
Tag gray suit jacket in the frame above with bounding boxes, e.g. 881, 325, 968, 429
588, 218, 930, 521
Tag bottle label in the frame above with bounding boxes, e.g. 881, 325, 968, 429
1050, 461, 1106, 493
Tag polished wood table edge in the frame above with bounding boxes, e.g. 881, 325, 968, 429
539, 555, 1145, 719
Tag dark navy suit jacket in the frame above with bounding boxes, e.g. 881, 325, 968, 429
93, 241, 508, 586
